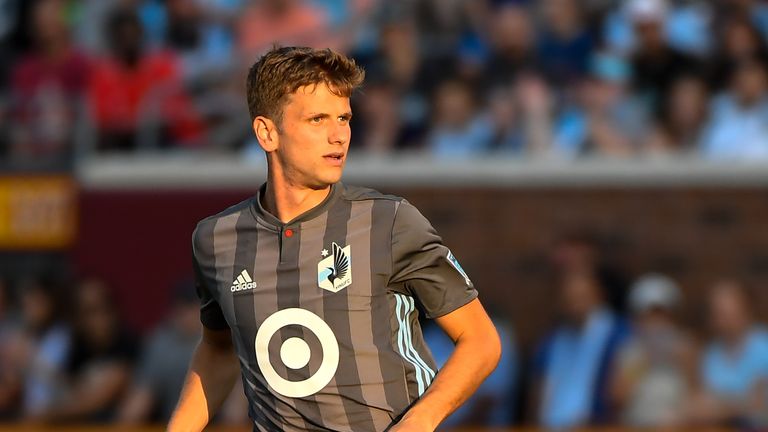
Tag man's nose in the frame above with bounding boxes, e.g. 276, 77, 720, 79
328, 122, 350, 145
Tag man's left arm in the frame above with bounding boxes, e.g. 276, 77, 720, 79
391, 298, 501, 431
388, 200, 501, 431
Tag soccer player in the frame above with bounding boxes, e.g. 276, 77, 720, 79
168, 46, 501, 432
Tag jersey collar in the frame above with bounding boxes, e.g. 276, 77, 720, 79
251, 182, 342, 228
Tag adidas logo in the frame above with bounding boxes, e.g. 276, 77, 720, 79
230, 270, 257, 292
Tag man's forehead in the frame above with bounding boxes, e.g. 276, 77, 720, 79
286, 83, 351, 110
291, 82, 347, 97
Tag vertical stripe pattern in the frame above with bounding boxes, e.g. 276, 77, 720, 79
394, 293, 436, 396
345, 200, 393, 431
369, 199, 410, 416
320, 197, 377, 431
274, 224, 326, 430
215, 211, 281, 430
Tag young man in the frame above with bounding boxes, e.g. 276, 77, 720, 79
168, 47, 501, 432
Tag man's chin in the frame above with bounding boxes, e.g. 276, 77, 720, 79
309, 174, 343, 190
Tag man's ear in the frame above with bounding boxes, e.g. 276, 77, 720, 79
253, 116, 278, 152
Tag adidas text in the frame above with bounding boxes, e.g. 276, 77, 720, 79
231, 281, 257, 292
231, 270, 256, 292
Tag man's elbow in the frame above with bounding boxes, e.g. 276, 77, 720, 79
462, 324, 502, 374
484, 327, 502, 372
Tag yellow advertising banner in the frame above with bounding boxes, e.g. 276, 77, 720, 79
0, 176, 77, 249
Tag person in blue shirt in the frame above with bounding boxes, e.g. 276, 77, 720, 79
687, 280, 768, 427
531, 272, 629, 430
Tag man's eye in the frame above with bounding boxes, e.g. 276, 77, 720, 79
310, 117, 323, 124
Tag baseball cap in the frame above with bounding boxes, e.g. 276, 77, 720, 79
629, 273, 680, 313
626, 0, 668, 23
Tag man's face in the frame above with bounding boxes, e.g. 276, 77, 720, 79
560, 273, 601, 322
271, 83, 352, 189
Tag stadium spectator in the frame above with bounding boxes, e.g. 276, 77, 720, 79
710, 16, 768, 91
713, 0, 768, 42
0, 278, 22, 418
410, 0, 485, 65
514, 73, 555, 156
8, 0, 90, 165
425, 78, 489, 158
118, 280, 200, 424
626, 0, 700, 109
553, 52, 648, 158
236, 0, 335, 58
536, 0, 595, 87
480, 3, 538, 91
480, 74, 553, 156
0, 0, 23, 89
483, 84, 524, 155
531, 272, 629, 429
353, 18, 431, 151
352, 78, 403, 154
422, 314, 517, 427
358, 18, 422, 91
34, 279, 137, 423
686, 280, 768, 428
142, 0, 240, 83
87, 7, 204, 151
118, 277, 250, 426
610, 273, 697, 427
72, 0, 125, 55
17, 277, 71, 420
548, 228, 629, 314
700, 57, 768, 161
643, 74, 710, 157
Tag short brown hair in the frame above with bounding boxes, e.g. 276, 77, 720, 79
246, 46, 365, 126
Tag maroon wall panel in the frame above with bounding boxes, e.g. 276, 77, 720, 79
74, 189, 253, 333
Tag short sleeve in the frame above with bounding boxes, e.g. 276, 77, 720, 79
389, 200, 478, 318
192, 226, 230, 330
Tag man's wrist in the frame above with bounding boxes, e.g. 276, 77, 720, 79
398, 402, 442, 431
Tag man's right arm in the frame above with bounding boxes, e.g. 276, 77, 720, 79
167, 326, 240, 432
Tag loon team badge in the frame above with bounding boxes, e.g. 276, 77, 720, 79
318, 242, 352, 293
447, 250, 472, 286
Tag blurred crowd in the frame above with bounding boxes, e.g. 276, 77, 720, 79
0, 276, 251, 425
426, 231, 768, 429
2, 233, 768, 429
2, 0, 768, 168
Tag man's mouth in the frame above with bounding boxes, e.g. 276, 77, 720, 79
323, 152, 345, 163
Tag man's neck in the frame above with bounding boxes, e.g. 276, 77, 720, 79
261, 173, 331, 224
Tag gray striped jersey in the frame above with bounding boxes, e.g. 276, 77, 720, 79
192, 183, 478, 431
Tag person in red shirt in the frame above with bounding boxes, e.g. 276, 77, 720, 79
88, 7, 204, 151
9, 0, 90, 164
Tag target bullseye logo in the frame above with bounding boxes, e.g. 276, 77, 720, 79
255, 308, 339, 398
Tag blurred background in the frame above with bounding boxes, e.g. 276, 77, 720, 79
1, 0, 768, 430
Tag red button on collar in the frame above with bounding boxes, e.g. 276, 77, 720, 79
284, 229, 294, 238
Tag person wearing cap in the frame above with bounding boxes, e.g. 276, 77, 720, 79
609, 273, 697, 427
625, 0, 700, 105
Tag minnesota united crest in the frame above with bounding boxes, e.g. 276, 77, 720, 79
318, 242, 352, 293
